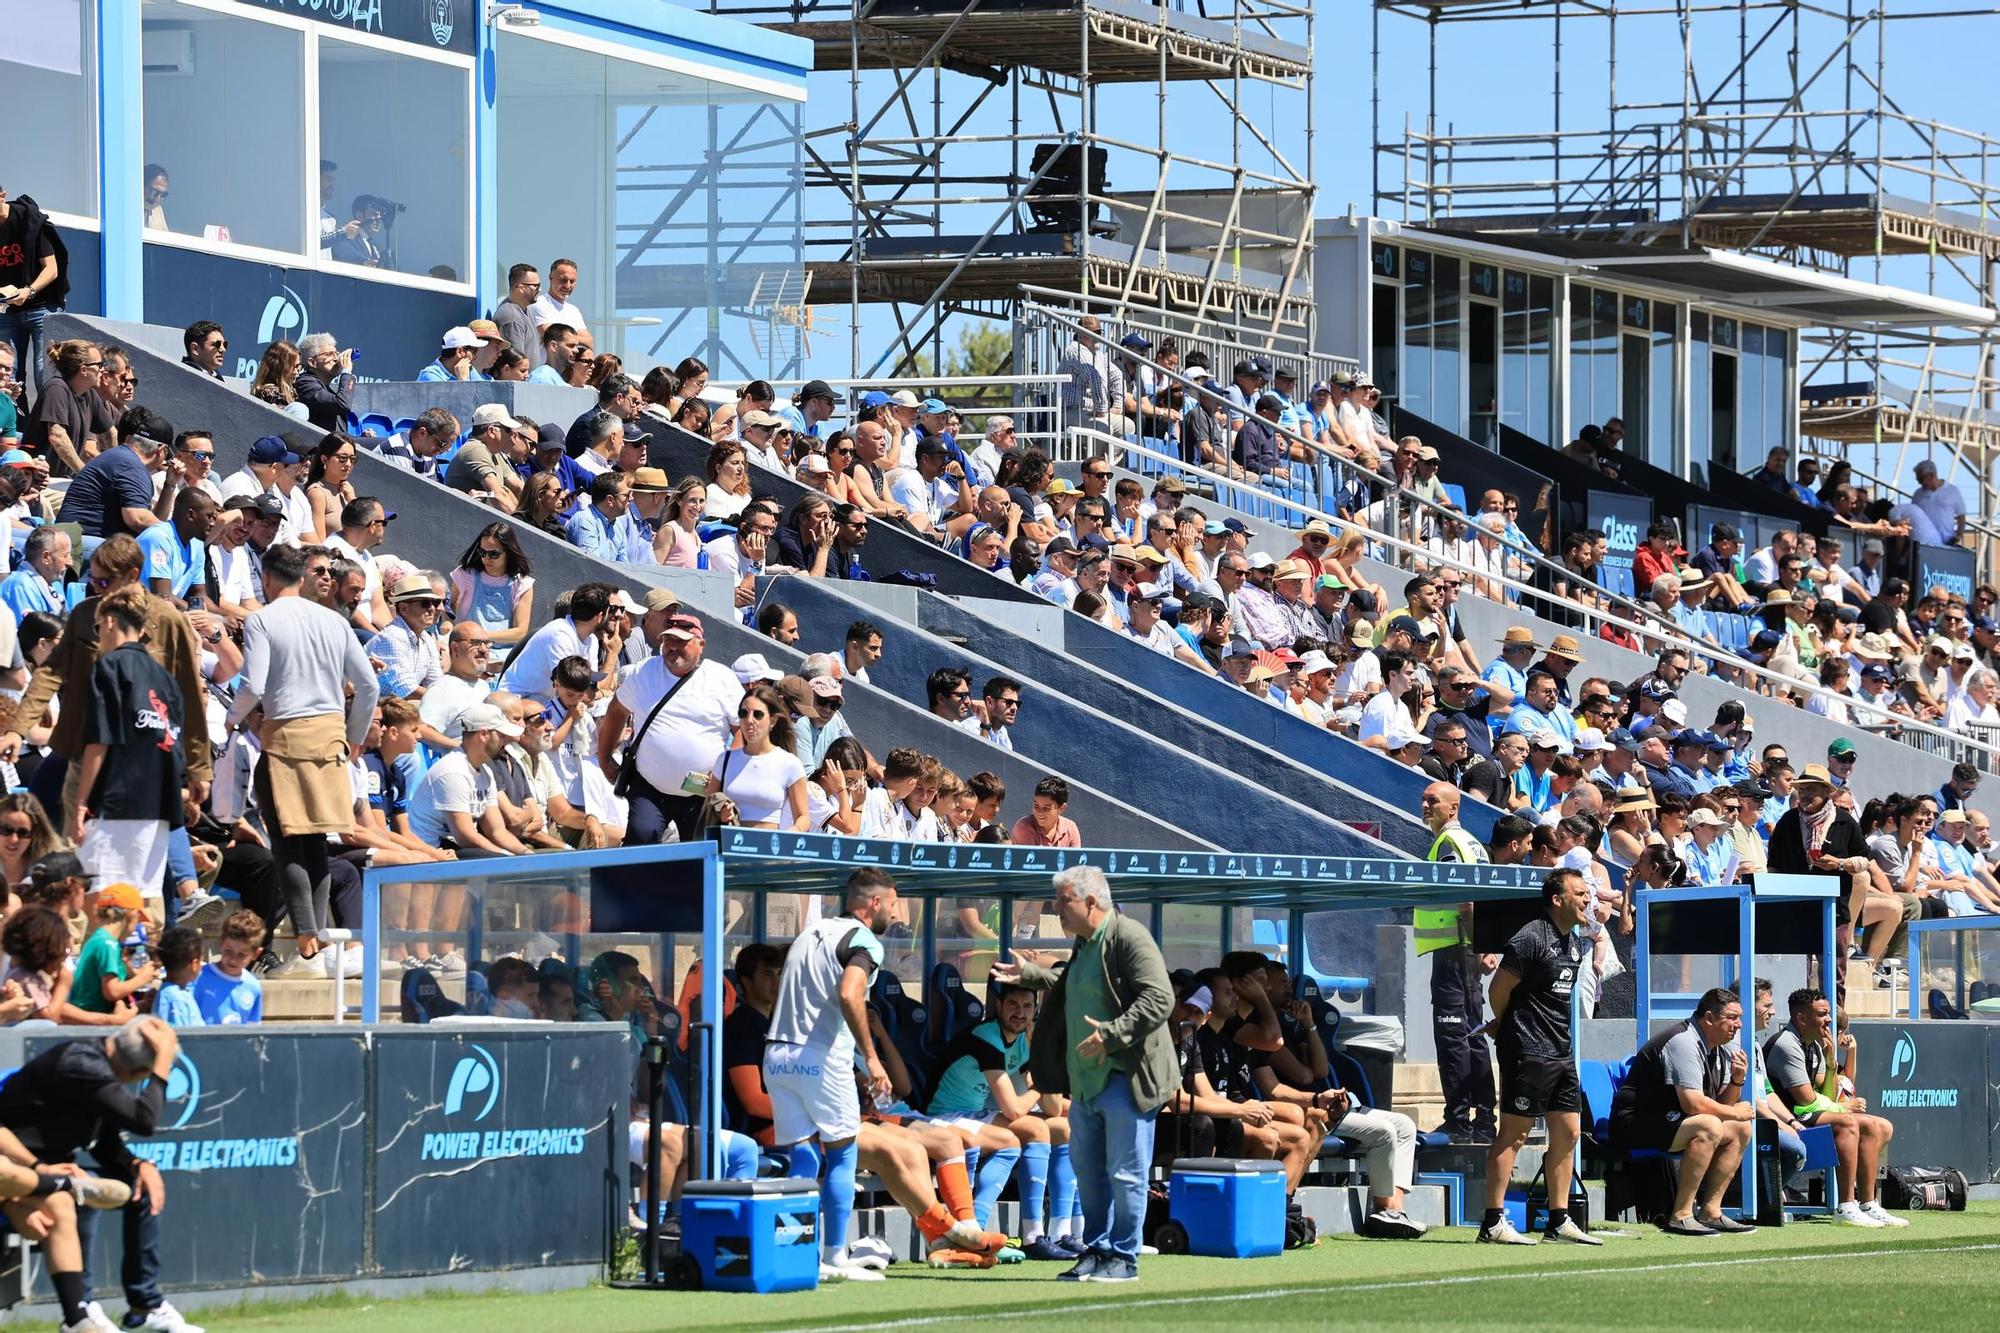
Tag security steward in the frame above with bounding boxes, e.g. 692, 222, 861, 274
1418, 780, 1496, 1144
1608, 987, 1758, 1235
1478, 867, 1601, 1246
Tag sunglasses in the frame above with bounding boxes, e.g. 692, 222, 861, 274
480, 547, 505, 559
0, 825, 30, 839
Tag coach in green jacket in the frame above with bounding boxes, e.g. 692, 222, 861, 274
992, 864, 1174, 1283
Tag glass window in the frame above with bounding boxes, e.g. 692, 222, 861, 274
1431, 254, 1462, 432
141, 4, 304, 253
1371, 281, 1400, 401
1570, 284, 1620, 438
1739, 324, 1767, 457
1689, 311, 1712, 475
1764, 325, 1791, 451
318, 38, 470, 281
1402, 250, 1434, 423
1649, 300, 1678, 468
1, 1, 97, 219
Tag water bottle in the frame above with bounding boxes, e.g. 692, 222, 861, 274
123, 925, 153, 991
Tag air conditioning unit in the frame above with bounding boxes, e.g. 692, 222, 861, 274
142, 25, 195, 77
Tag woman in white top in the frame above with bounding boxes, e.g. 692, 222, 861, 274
707, 682, 810, 830
704, 441, 753, 521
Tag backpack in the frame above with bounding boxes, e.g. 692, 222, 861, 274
1880, 1165, 1967, 1212
9, 196, 69, 309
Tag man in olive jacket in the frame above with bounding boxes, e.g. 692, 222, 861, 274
991, 865, 1174, 1283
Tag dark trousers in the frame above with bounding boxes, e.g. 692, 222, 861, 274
77, 1185, 162, 1313
1431, 946, 1494, 1134
218, 841, 283, 948
623, 775, 703, 846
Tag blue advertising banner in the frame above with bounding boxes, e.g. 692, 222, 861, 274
142, 245, 473, 386
28, 1030, 369, 1294
1852, 1021, 1992, 1181
371, 1026, 629, 1275
1915, 542, 1977, 604
1589, 488, 1653, 598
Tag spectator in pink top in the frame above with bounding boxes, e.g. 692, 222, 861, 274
1010, 776, 1081, 846
658, 476, 705, 569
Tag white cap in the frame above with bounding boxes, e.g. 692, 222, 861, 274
1183, 985, 1213, 1016
471, 402, 524, 432
1661, 698, 1690, 727
1689, 808, 1728, 829
1386, 721, 1426, 750
1296, 650, 1336, 676
456, 702, 523, 738
797, 451, 832, 475
731, 652, 784, 685
1247, 552, 1276, 570
1572, 727, 1609, 753
441, 325, 488, 350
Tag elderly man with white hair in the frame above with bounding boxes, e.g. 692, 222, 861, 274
292, 331, 357, 432
1946, 666, 2000, 735
966, 414, 1014, 488
990, 866, 1175, 1284
1465, 512, 1509, 601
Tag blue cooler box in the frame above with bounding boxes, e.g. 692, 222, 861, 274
681, 1179, 821, 1292
1170, 1157, 1287, 1257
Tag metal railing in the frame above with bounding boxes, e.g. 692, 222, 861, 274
711, 372, 1073, 455
1073, 425, 2000, 770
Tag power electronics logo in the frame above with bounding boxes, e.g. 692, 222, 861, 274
421, 1044, 590, 1163
444, 1044, 501, 1122
1877, 1028, 1958, 1109
165, 1051, 202, 1129
257, 284, 310, 348
127, 1051, 301, 1172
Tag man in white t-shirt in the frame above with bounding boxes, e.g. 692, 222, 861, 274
528, 257, 588, 336
597, 611, 742, 844
1902, 459, 1967, 546
1358, 650, 1418, 749
408, 703, 530, 856
859, 748, 926, 840
499, 582, 609, 703
418, 623, 495, 746
888, 437, 975, 540
321, 495, 393, 633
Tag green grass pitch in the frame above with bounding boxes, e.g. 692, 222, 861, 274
33, 1202, 2000, 1330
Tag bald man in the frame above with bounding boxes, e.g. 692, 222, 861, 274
1421, 780, 1496, 1142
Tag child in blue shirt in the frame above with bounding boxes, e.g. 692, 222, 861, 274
190, 909, 265, 1025
154, 925, 206, 1027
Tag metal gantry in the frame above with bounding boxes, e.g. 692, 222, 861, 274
678, 0, 1318, 379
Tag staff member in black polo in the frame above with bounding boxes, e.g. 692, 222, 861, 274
1609, 987, 1758, 1235
1479, 868, 1601, 1246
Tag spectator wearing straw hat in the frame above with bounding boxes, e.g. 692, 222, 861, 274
1482, 628, 1538, 717
368, 574, 447, 701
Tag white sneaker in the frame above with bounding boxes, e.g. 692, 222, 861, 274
1837, 1200, 1886, 1228
1861, 1200, 1910, 1228
60, 1307, 117, 1333
847, 1236, 896, 1270
266, 952, 326, 979
130, 1301, 205, 1333
433, 950, 467, 975
1542, 1217, 1604, 1246
1478, 1216, 1538, 1246
68, 1173, 133, 1211
818, 1258, 885, 1282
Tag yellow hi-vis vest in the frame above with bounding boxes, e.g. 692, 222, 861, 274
1416, 825, 1487, 955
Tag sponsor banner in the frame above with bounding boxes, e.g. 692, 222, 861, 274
1852, 1020, 1990, 1181
1591, 489, 1653, 577
372, 1026, 630, 1274
1915, 542, 1976, 605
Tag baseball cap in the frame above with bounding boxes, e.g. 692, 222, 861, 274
798, 378, 836, 403
660, 613, 705, 644
1202, 520, 1229, 536
859, 390, 892, 410
1863, 538, 1886, 555
535, 422, 567, 451
741, 409, 786, 431
1182, 985, 1214, 1016
796, 452, 832, 476
1861, 663, 1894, 683
919, 397, 949, 416
236, 492, 285, 521
808, 675, 845, 700
1386, 614, 1434, 640
98, 883, 144, 912
1732, 780, 1774, 800
1042, 536, 1078, 558
1749, 629, 1784, 651
1828, 737, 1858, 758
28, 851, 90, 888
1689, 809, 1728, 830
1670, 728, 1705, 749
1044, 478, 1080, 496
1221, 517, 1250, 535
441, 325, 488, 350
248, 435, 302, 466
0, 449, 35, 468
1225, 637, 1260, 660
457, 702, 524, 738
1296, 650, 1336, 676
1703, 731, 1734, 752
889, 389, 921, 409
1609, 726, 1640, 753
1572, 727, 1609, 754
1661, 698, 1689, 726
471, 402, 525, 432
731, 652, 784, 685
642, 587, 682, 614
1529, 731, 1564, 750
1316, 575, 1347, 594
1247, 552, 1276, 571
1119, 332, 1152, 350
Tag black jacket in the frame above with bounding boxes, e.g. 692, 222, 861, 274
0, 1040, 163, 1179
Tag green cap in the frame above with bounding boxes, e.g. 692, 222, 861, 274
1316, 574, 1347, 592
1828, 737, 1857, 758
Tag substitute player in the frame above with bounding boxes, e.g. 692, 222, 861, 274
765, 868, 991, 1280
928, 983, 1080, 1259
1479, 868, 1602, 1247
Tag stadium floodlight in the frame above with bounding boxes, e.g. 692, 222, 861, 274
486, 3, 541, 25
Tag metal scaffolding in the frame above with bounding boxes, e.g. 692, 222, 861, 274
687, 0, 1318, 379
1371, 0, 2000, 534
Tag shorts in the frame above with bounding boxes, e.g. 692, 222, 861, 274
1211, 1115, 1247, 1158
1609, 1109, 1684, 1154
78, 819, 169, 898
1497, 1048, 1581, 1119
926, 1112, 996, 1139
763, 1042, 860, 1146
